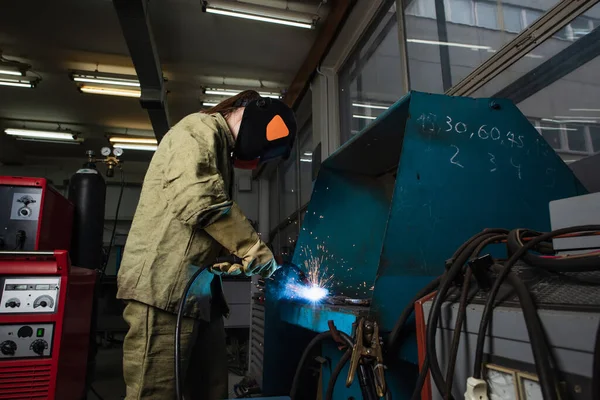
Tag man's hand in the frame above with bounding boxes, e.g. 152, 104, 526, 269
211, 239, 279, 278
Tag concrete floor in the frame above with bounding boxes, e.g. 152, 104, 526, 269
88, 344, 244, 400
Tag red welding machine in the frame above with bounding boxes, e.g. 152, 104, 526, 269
0, 177, 73, 252
0, 251, 96, 400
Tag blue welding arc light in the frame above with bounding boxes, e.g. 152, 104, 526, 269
298, 285, 329, 302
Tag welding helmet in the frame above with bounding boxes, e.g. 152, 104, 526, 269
233, 97, 297, 170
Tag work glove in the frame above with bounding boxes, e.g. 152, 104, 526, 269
211, 239, 279, 278
204, 203, 279, 278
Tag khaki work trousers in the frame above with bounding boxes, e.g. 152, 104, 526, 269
122, 300, 229, 400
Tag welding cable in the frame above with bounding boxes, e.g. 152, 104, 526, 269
426, 232, 502, 397
174, 255, 241, 400
442, 233, 507, 399
507, 228, 600, 272
443, 269, 473, 400
386, 276, 442, 353
290, 330, 354, 400
325, 348, 352, 400
410, 356, 430, 400
100, 166, 125, 278
504, 269, 559, 400
472, 225, 600, 384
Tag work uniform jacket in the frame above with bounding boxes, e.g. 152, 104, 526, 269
117, 112, 259, 321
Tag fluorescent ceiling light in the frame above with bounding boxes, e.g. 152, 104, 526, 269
15, 138, 82, 145
352, 103, 389, 110
205, 7, 313, 29
542, 118, 597, 124
205, 88, 281, 99
569, 108, 600, 112
0, 80, 34, 88
537, 126, 576, 131
80, 85, 141, 98
5, 128, 78, 141
0, 68, 23, 76
407, 38, 491, 50
554, 115, 599, 120
113, 143, 157, 151
524, 54, 544, 59
109, 136, 157, 144
72, 74, 140, 87
303, 152, 312, 156
201, 101, 219, 107
353, 115, 377, 120
300, 158, 312, 162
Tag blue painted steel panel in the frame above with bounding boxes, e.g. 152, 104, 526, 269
263, 91, 587, 400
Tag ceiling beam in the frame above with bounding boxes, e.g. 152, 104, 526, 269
283, 0, 355, 109
113, 0, 170, 142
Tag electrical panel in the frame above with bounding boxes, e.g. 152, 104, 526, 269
0, 277, 60, 314
0, 323, 54, 359
0, 177, 73, 251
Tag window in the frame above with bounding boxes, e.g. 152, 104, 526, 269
538, 127, 562, 150
269, 172, 279, 230
590, 126, 600, 153
524, 9, 542, 27
449, 0, 475, 25
474, 3, 600, 162
566, 125, 588, 152
405, 0, 557, 95
502, 5, 523, 33
476, 1, 498, 30
571, 17, 592, 40
339, 3, 405, 144
298, 125, 314, 206
279, 149, 298, 221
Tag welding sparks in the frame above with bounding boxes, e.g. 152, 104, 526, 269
283, 246, 335, 303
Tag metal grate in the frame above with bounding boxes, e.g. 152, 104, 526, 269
248, 300, 265, 387
0, 363, 52, 399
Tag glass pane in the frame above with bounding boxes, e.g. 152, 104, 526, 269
538, 127, 562, 150
524, 9, 542, 27
476, 2, 498, 30
571, 17, 592, 40
279, 152, 298, 221
269, 173, 279, 230
566, 124, 588, 152
474, 4, 600, 162
449, 0, 474, 25
405, 0, 558, 93
503, 5, 523, 33
590, 125, 600, 153
299, 125, 314, 206
280, 223, 298, 260
339, 4, 405, 144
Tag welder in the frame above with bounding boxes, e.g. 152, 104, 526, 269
116, 90, 297, 399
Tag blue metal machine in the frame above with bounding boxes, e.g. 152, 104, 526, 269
262, 91, 587, 399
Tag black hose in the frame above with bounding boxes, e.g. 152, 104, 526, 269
444, 269, 472, 400
386, 276, 442, 353
290, 331, 354, 400
594, 319, 600, 400
426, 232, 502, 397
100, 166, 125, 279
410, 356, 430, 400
504, 270, 559, 400
175, 255, 241, 400
325, 349, 352, 400
473, 225, 600, 382
506, 228, 600, 272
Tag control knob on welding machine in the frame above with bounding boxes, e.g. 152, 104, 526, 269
0, 340, 17, 356
30, 339, 48, 356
